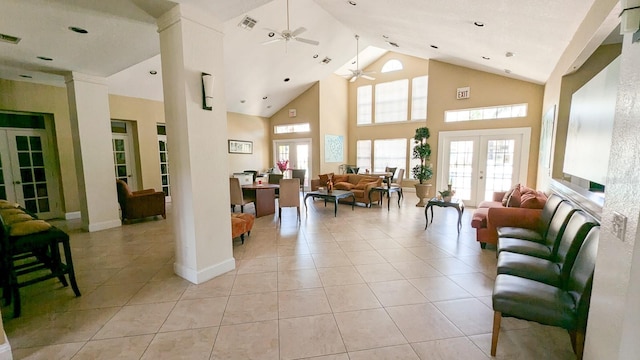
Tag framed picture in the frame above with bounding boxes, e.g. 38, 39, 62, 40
539, 105, 555, 170
228, 140, 253, 154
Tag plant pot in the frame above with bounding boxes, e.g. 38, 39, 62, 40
414, 183, 432, 207
443, 196, 452, 202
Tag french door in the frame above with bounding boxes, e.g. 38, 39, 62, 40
438, 128, 530, 207
273, 139, 311, 189
111, 121, 138, 191
0, 129, 61, 218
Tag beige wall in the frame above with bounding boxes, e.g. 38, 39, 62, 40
319, 74, 349, 174
270, 83, 320, 179
227, 112, 270, 174
346, 53, 543, 189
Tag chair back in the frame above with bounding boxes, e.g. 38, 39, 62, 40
244, 170, 258, 182
291, 169, 306, 182
346, 166, 359, 174
279, 179, 300, 207
540, 194, 565, 237
552, 211, 598, 283
116, 180, 132, 206
567, 227, 599, 330
229, 177, 244, 205
268, 173, 284, 184
544, 201, 578, 246
391, 169, 404, 187
385, 167, 397, 178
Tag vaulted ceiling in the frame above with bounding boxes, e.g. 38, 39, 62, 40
0, 0, 597, 117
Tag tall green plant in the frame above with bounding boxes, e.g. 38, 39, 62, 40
412, 127, 433, 184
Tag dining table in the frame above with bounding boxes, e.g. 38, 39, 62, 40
241, 183, 279, 217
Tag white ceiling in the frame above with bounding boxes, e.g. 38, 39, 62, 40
0, 0, 597, 118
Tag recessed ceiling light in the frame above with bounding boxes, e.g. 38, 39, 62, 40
262, 96, 268, 100
505, 51, 514, 57
267, 105, 272, 109
312, 54, 319, 58
386, 41, 399, 48
68, 26, 88, 34
268, 32, 275, 38
482, 56, 490, 60
320, 57, 332, 64
351, 61, 356, 65
37, 56, 53, 61
474, 21, 484, 27
382, 35, 389, 39
430, 45, 439, 49
348, 1, 357, 6
149, 70, 157, 75
284, 78, 290, 82
19, 74, 32, 78
504, 69, 512, 74
240, 100, 246, 103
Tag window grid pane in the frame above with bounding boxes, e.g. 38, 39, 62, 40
448, 141, 474, 200
373, 139, 406, 174
357, 86, 372, 125
375, 80, 408, 123
484, 139, 515, 201
356, 140, 372, 173
411, 76, 428, 120
445, 103, 528, 122
274, 123, 310, 134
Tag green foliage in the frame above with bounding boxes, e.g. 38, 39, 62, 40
438, 190, 453, 197
411, 127, 433, 184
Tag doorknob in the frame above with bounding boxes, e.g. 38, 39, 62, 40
479, 176, 483, 179
13, 180, 21, 184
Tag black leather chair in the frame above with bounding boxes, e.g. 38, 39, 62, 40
496, 194, 565, 242
491, 227, 599, 359
497, 212, 598, 287
497, 201, 577, 259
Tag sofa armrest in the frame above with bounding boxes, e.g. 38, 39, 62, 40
487, 207, 543, 233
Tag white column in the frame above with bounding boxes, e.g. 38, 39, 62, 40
0, 308, 12, 360
157, 4, 234, 283
65, 72, 121, 232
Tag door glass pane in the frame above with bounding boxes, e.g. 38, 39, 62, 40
484, 139, 515, 200
114, 139, 125, 151
158, 138, 170, 197
112, 138, 129, 183
296, 144, 309, 186
29, 137, 42, 151
16, 136, 29, 151
448, 141, 474, 200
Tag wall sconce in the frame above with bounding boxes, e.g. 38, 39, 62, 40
202, 73, 214, 110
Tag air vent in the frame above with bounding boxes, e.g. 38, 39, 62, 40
0, 33, 21, 44
238, 15, 258, 30
320, 57, 332, 65
386, 41, 399, 48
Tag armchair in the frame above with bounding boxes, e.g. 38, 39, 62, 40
116, 180, 166, 222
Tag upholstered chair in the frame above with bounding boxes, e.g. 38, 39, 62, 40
278, 178, 301, 223
291, 169, 306, 195
116, 180, 166, 222
229, 177, 255, 213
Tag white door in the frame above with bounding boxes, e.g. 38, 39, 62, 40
0, 129, 61, 218
112, 121, 139, 191
438, 128, 530, 207
274, 139, 311, 189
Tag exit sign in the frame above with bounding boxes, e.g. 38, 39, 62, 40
456, 87, 470, 99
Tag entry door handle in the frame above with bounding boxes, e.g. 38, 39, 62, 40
13, 180, 21, 184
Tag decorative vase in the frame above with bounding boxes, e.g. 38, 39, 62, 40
414, 183, 432, 207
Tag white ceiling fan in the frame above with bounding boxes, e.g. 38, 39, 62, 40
345, 35, 376, 82
262, 0, 319, 49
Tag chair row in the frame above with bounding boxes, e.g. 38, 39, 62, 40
490, 195, 600, 359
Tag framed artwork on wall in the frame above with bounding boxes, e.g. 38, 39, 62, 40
539, 105, 555, 170
324, 134, 344, 163
228, 140, 253, 154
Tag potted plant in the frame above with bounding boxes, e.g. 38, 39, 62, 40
412, 126, 434, 206
438, 189, 454, 202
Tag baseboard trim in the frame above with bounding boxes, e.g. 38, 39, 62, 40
87, 219, 121, 232
174, 257, 236, 284
65, 211, 81, 220
0, 333, 12, 360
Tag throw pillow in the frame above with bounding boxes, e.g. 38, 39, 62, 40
333, 174, 349, 183
506, 186, 522, 207
9, 220, 52, 236
501, 184, 520, 206
0, 200, 19, 209
318, 173, 334, 186
0, 208, 25, 217
520, 192, 547, 209
354, 179, 377, 190
334, 182, 354, 190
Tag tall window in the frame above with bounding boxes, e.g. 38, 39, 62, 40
375, 79, 409, 123
357, 85, 372, 125
411, 76, 428, 120
356, 140, 372, 172
373, 139, 406, 173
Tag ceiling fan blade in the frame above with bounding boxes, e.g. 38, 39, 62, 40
262, 38, 283, 45
291, 27, 307, 37
361, 75, 376, 81
295, 37, 319, 46
349, 76, 357, 83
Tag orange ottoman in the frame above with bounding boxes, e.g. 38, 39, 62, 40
231, 213, 255, 243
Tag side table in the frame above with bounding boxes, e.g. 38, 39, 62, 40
368, 186, 402, 211
424, 197, 465, 233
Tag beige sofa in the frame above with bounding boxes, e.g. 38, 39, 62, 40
310, 174, 383, 206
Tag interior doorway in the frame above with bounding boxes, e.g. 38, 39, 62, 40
437, 128, 531, 207
0, 125, 61, 219
111, 120, 139, 191
273, 139, 311, 189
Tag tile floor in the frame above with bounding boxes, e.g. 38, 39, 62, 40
2, 194, 577, 359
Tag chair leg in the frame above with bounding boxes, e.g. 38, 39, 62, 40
61, 237, 81, 297
240, 234, 245, 244
296, 207, 300, 222
240, 205, 244, 213
491, 311, 502, 356
569, 330, 585, 360
279, 208, 282, 223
